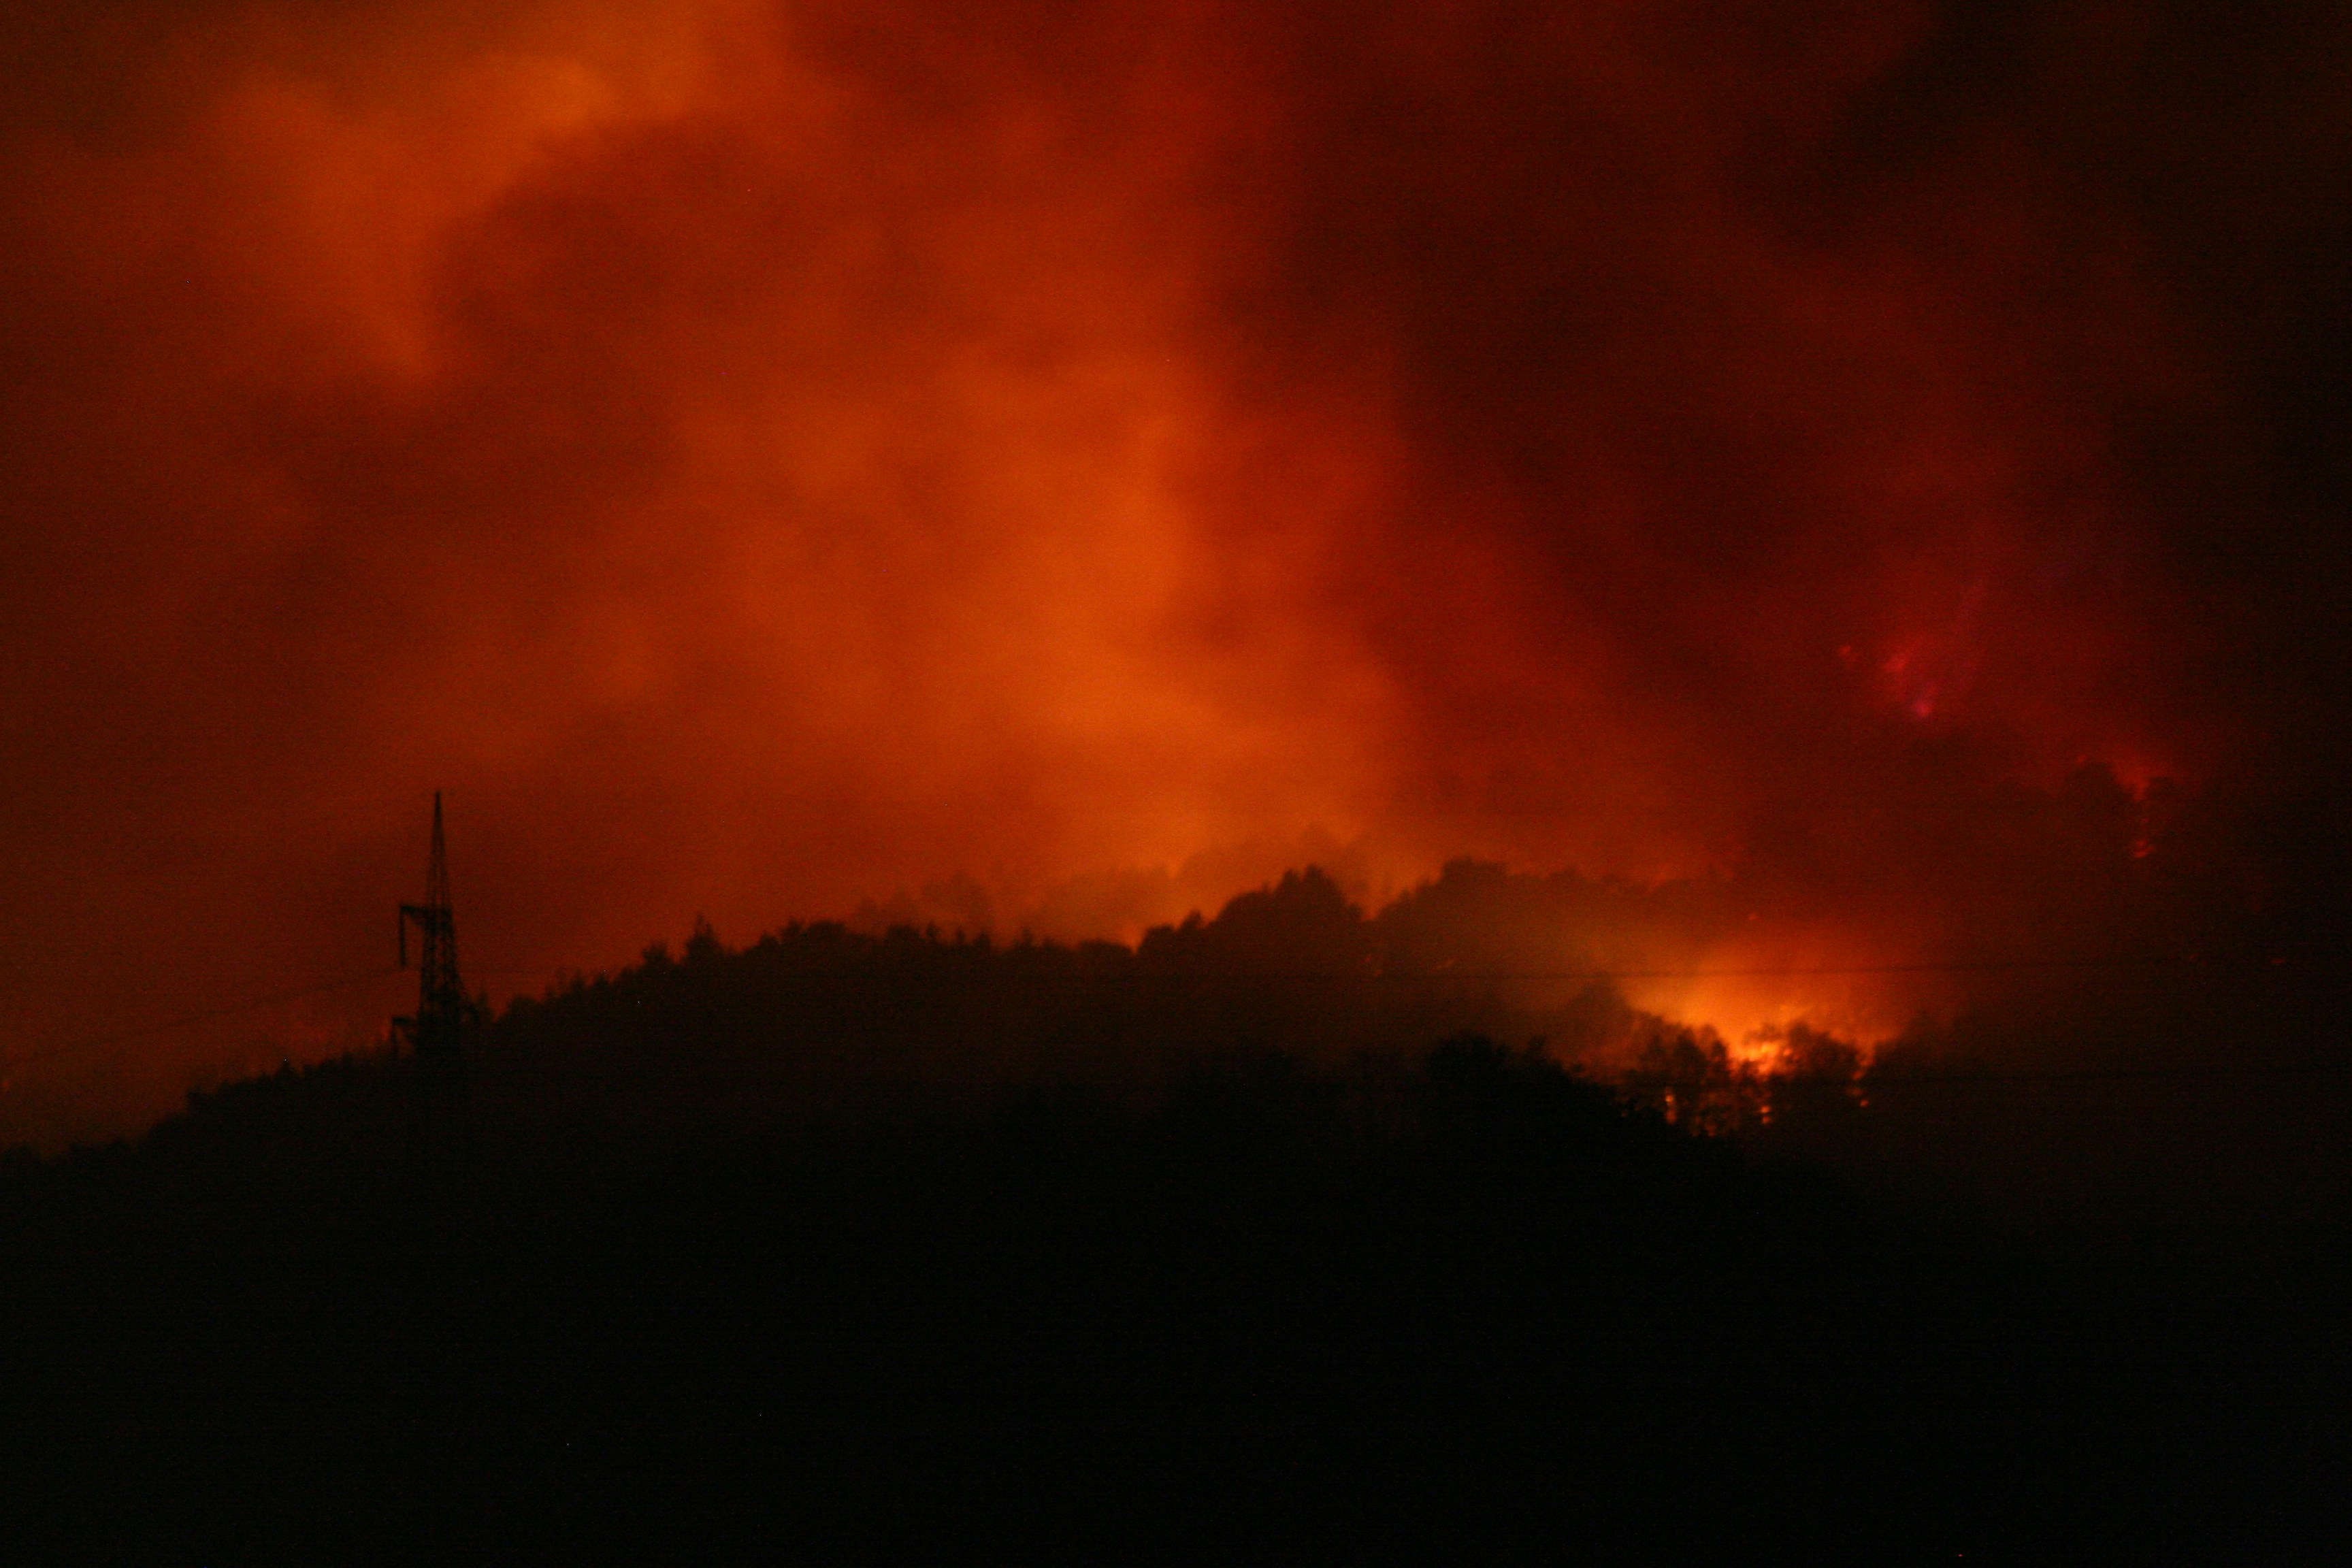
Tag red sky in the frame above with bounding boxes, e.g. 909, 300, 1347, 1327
4, 1, 2349, 1139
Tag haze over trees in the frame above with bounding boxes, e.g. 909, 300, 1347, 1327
3, 768, 2345, 1558
30, 753, 2330, 1266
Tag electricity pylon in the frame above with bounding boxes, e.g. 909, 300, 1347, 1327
397, 791, 467, 1117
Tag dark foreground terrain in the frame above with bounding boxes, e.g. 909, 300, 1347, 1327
3, 1039, 2345, 1561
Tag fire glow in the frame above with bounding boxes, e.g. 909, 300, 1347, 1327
0, 0, 2335, 1140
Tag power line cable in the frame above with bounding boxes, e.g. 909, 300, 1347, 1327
1855, 1062, 2352, 1086
481, 952, 2283, 985
0, 947, 2323, 1075
3, 968, 404, 1075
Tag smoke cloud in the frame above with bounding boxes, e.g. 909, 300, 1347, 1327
4, 1, 2347, 1139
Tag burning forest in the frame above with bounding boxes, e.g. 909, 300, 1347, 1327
3, 0, 2349, 1556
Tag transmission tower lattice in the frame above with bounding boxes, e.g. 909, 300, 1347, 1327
397, 791, 466, 1098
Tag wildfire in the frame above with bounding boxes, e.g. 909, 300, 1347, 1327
1622, 944, 1930, 1071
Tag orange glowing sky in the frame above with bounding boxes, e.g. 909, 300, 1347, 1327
5, 1, 2349, 1137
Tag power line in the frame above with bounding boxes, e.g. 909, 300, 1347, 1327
0, 947, 2317, 1077
485, 953, 2272, 985
1366, 956, 2198, 980
414, 1058, 2352, 1088
2, 968, 403, 1075
1850, 1058, 2352, 1088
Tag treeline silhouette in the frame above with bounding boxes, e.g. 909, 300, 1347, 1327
31, 865, 1875, 1202
56, 827, 2349, 1266
4, 815, 2349, 1556
7, 790, 2340, 1292
3, 1000, 1958, 1557
5, 1018, 2342, 1557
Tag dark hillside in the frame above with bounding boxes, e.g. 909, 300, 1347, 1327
3, 990, 2345, 1558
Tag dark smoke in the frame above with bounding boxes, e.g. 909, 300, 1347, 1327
2, 1, 2348, 1141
